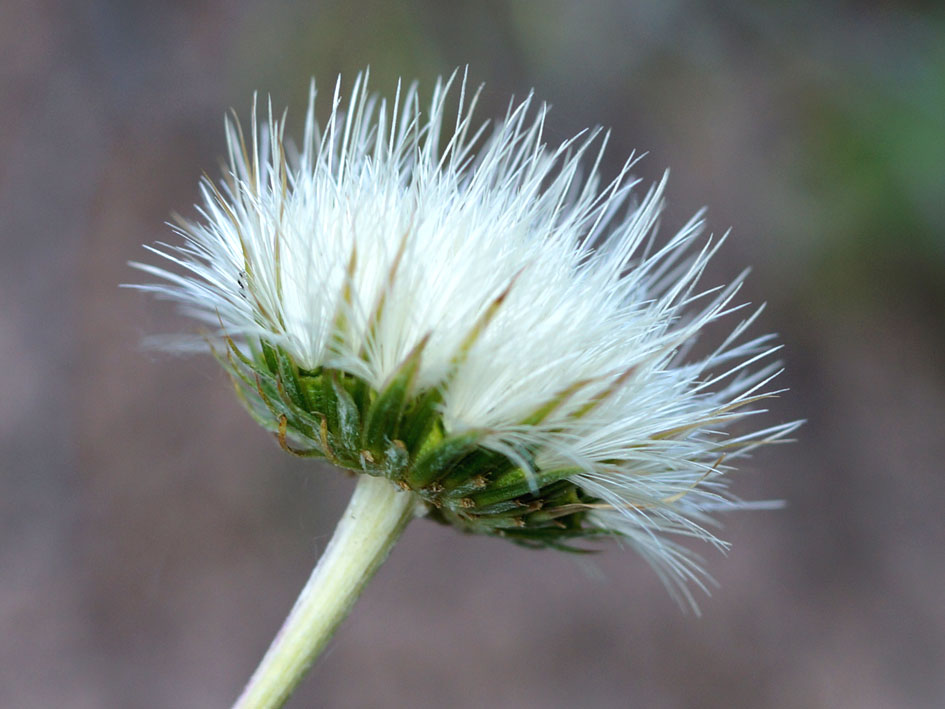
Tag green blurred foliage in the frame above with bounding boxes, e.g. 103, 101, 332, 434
802, 26, 945, 317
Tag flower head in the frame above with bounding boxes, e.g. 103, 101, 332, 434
133, 71, 795, 608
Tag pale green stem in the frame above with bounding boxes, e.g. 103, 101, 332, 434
232, 474, 419, 709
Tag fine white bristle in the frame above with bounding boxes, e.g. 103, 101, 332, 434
130, 70, 797, 610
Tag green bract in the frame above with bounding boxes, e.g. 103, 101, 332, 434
222, 334, 609, 551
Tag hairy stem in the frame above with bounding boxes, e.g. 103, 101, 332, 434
233, 474, 419, 709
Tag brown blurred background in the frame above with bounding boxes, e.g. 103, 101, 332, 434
3, 1, 944, 707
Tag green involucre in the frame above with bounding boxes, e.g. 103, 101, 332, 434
220, 336, 604, 550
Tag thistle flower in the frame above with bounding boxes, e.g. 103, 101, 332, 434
132, 70, 795, 708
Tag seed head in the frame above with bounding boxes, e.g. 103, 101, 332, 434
132, 70, 796, 609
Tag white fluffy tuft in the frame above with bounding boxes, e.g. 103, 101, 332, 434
131, 70, 798, 609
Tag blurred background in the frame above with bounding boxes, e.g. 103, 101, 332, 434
2, 1, 944, 707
